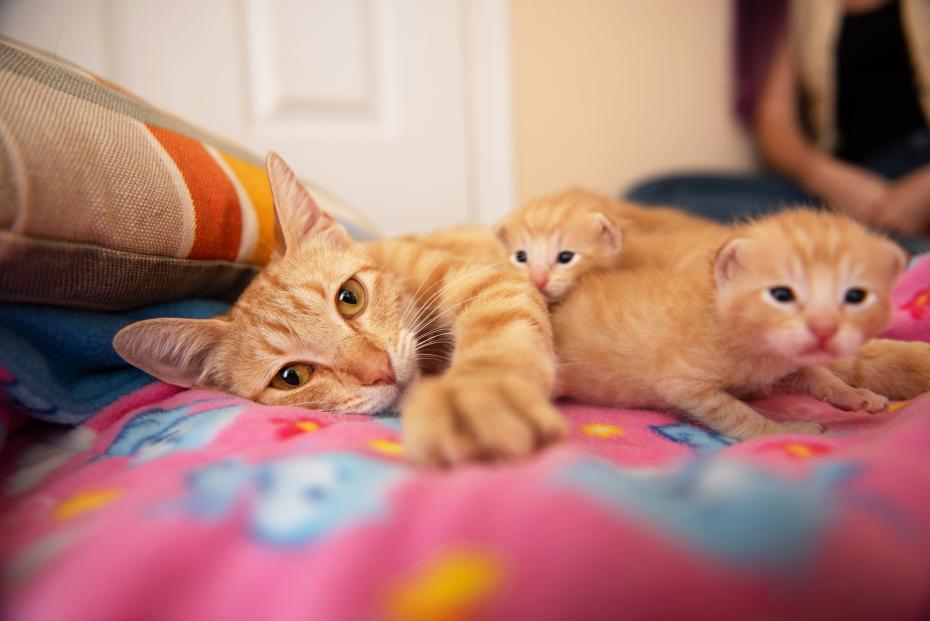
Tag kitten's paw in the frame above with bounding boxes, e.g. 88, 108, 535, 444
830, 339, 930, 400
401, 374, 567, 467
730, 419, 823, 440
778, 420, 824, 435
820, 386, 889, 413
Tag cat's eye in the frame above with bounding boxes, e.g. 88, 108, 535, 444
844, 288, 867, 304
769, 286, 795, 303
336, 278, 367, 318
271, 364, 313, 390
514, 250, 527, 263
557, 251, 575, 264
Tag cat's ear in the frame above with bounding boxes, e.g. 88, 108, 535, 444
880, 240, 908, 281
493, 217, 511, 246
266, 152, 352, 255
714, 238, 748, 287
113, 318, 229, 388
594, 212, 623, 253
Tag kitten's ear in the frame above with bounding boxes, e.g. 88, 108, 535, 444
714, 238, 748, 287
266, 152, 351, 255
594, 212, 623, 253
881, 240, 908, 281
493, 218, 510, 246
113, 318, 229, 388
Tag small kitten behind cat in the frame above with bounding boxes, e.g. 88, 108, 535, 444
552, 208, 913, 439
495, 187, 722, 302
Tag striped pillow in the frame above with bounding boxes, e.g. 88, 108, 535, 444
0, 36, 377, 311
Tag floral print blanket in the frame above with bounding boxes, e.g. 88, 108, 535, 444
2, 257, 930, 621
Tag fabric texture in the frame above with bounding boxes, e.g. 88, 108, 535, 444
0, 37, 377, 311
733, 0, 788, 127
0, 300, 229, 425
834, 0, 927, 161
1, 259, 930, 621
1, 385, 929, 620
789, 0, 930, 153
624, 128, 930, 253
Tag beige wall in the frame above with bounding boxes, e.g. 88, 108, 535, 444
511, 0, 755, 205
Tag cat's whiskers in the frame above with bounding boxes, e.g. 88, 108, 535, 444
403, 260, 510, 334
420, 291, 489, 331
397, 238, 479, 328
415, 334, 452, 351
414, 337, 454, 353
412, 324, 454, 344
254, 233, 278, 262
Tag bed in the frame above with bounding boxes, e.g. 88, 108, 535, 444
3, 36, 930, 621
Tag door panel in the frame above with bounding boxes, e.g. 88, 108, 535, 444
0, 0, 515, 236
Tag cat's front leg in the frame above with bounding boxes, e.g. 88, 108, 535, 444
828, 338, 930, 400
657, 379, 823, 440
400, 265, 567, 466
402, 372, 566, 466
778, 367, 888, 413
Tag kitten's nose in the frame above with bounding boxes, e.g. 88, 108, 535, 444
530, 271, 549, 290
808, 323, 838, 346
358, 354, 396, 386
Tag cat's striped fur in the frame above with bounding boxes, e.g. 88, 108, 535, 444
114, 153, 565, 466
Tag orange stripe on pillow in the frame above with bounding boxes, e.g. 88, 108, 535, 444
146, 125, 242, 261
220, 152, 276, 265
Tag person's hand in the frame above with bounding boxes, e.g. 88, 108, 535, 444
870, 167, 930, 235
803, 156, 889, 224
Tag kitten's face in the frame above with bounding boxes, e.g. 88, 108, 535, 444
496, 189, 622, 302
714, 210, 906, 367
114, 153, 419, 414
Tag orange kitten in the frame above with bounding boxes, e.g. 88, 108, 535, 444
828, 338, 930, 400
552, 209, 909, 439
495, 187, 722, 302
407, 225, 507, 265
114, 153, 566, 466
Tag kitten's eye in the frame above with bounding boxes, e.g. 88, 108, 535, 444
514, 250, 527, 263
557, 251, 575, 264
336, 278, 367, 318
769, 286, 795, 303
271, 364, 313, 390
844, 287, 867, 304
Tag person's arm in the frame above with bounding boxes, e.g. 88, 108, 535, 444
872, 164, 930, 234
753, 36, 889, 220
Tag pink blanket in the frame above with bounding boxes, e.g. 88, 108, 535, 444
2, 257, 930, 621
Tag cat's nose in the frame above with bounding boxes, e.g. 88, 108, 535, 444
530, 271, 549, 290
808, 323, 838, 346
359, 355, 396, 386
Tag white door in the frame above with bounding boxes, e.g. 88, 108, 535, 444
0, 0, 515, 236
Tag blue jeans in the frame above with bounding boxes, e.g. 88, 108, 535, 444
625, 129, 930, 252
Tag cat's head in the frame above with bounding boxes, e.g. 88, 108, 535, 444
495, 188, 624, 302
713, 209, 907, 367
113, 153, 419, 414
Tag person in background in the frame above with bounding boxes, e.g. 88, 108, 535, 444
626, 0, 930, 250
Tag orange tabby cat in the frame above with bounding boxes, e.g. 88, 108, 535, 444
552, 209, 913, 439
403, 225, 507, 265
495, 187, 724, 301
114, 153, 566, 466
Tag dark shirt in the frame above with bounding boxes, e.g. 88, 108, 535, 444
835, 0, 926, 162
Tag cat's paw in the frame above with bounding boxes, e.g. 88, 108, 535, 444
778, 420, 825, 435
830, 339, 930, 400
726, 418, 824, 440
820, 385, 889, 413
401, 374, 567, 467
